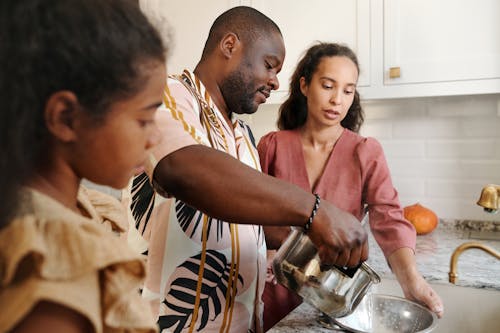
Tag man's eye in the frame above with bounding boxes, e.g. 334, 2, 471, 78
323, 85, 332, 89
265, 61, 272, 69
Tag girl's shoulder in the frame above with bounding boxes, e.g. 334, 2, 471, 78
80, 186, 129, 234
0, 188, 155, 333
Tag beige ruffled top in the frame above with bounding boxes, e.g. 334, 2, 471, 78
0, 186, 158, 333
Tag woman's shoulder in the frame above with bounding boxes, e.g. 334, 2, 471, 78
258, 130, 299, 158
343, 130, 384, 154
259, 129, 297, 146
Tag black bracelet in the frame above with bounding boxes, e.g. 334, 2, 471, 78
304, 194, 321, 233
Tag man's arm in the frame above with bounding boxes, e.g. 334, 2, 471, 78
153, 144, 368, 267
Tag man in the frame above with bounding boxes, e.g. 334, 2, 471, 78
129, 6, 367, 333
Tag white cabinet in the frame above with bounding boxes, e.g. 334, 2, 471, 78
360, 0, 500, 99
249, 0, 500, 100
246, 0, 371, 104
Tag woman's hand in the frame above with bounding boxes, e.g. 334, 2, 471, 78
400, 272, 444, 318
388, 248, 444, 318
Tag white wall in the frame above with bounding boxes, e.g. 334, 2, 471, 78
240, 93, 500, 221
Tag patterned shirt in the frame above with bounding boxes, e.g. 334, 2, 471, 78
128, 70, 266, 333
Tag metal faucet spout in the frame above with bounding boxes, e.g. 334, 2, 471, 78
477, 184, 500, 213
449, 241, 500, 284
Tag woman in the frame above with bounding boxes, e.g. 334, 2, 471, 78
258, 42, 444, 330
0, 0, 167, 332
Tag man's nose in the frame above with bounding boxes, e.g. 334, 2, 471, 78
269, 73, 279, 91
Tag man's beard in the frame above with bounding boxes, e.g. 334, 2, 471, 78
220, 66, 259, 115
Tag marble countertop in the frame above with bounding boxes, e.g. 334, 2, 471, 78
268, 219, 500, 333
366, 219, 500, 290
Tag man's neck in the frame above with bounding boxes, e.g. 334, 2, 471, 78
193, 63, 233, 127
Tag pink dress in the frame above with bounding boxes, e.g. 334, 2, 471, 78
257, 129, 416, 330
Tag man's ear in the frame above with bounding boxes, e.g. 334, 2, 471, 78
219, 32, 241, 59
44, 91, 80, 142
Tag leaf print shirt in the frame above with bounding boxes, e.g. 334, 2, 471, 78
127, 70, 267, 333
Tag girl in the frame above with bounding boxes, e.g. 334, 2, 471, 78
258, 43, 444, 330
0, 0, 167, 332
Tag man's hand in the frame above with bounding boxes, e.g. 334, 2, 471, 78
307, 200, 368, 268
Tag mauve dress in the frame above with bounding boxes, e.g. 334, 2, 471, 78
257, 129, 416, 331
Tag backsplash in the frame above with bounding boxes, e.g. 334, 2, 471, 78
241, 93, 500, 221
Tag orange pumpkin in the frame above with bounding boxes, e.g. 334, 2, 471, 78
403, 203, 438, 235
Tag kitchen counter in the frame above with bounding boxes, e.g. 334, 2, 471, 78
268, 219, 500, 332
367, 219, 500, 291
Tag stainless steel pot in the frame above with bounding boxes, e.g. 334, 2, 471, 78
272, 228, 380, 318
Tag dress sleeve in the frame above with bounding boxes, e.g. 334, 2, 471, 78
0, 215, 157, 333
257, 131, 278, 175
83, 186, 128, 235
356, 137, 416, 258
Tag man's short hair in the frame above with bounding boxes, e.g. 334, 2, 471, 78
201, 6, 281, 59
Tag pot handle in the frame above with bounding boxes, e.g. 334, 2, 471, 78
332, 264, 362, 278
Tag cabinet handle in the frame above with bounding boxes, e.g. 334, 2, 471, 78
389, 67, 401, 79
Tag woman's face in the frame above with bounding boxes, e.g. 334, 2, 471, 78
300, 56, 358, 128
73, 62, 166, 189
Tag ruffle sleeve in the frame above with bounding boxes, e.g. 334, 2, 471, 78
83, 186, 128, 234
0, 191, 157, 333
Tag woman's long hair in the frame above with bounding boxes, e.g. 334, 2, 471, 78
278, 42, 364, 132
0, 0, 167, 228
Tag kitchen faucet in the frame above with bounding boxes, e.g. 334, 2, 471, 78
448, 184, 500, 283
476, 184, 500, 213
449, 241, 500, 284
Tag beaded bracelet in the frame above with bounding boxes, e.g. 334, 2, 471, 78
304, 194, 321, 233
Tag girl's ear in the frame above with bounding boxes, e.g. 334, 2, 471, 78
299, 77, 308, 97
44, 91, 80, 142
219, 32, 241, 59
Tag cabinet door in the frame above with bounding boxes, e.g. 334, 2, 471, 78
381, 0, 500, 97
152, 0, 240, 75
247, 0, 371, 103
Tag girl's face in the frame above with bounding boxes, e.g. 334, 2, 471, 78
73, 62, 166, 189
300, 56, 358, 129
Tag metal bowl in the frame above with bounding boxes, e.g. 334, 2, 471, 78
318, 293, 438, 333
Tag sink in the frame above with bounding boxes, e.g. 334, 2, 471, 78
372, 278, 500, 333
